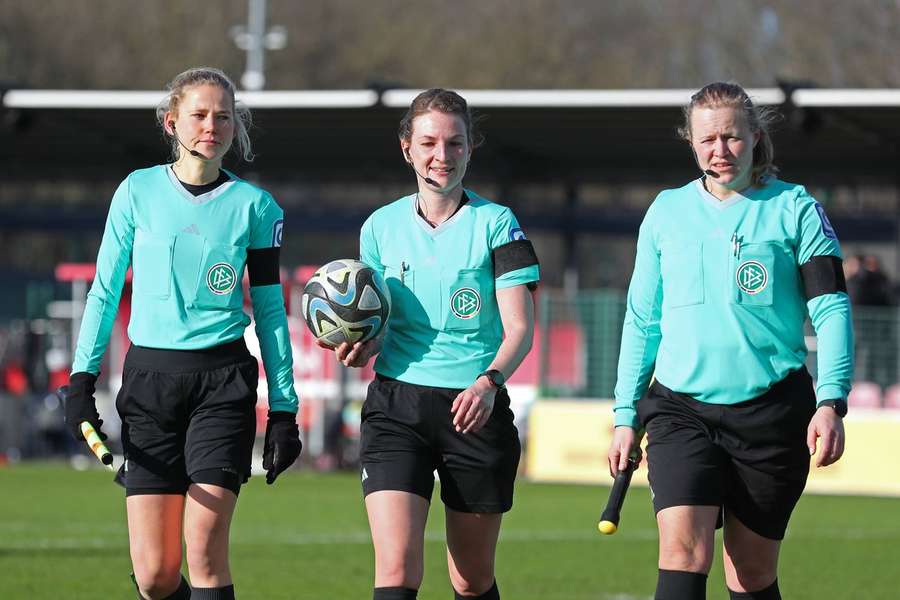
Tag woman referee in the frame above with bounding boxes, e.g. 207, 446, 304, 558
335, 89, 539, 600
64, 67, 301, 600
608, 82, 853, 600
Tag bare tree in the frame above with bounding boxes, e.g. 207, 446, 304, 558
2, 0, 900, 90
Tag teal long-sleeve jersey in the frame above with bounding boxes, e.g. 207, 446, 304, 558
360, 190, 540, 388
72, 165, 298, 413
613, 178, 853, 428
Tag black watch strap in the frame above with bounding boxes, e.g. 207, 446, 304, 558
817, 398, 848, 417
477, 369, 506, 389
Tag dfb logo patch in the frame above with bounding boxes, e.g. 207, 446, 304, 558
736, 260, 768, 295
207, 262, 237, 295
450, 287, 482, 319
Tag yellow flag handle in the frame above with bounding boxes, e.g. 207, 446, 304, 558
80, 421, 114, 470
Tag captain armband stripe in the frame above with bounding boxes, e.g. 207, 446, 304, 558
800, 255, 847, 299
247, 247, 281, 287
492, 239, 540, 278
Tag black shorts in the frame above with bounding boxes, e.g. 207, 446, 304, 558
360, 375, 521, 513
115, 338, 259, 497
638, 368, 816, 540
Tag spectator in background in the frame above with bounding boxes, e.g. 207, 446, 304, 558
845, 253, 893, 307
845, 253, 894, 385
842, 254, 861, 296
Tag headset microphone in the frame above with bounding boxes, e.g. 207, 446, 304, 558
692, 148, 720, 179
405, 149, 439, 186
169, 123, 202, 158
412, 165, 439, 187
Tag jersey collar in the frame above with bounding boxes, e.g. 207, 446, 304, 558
693, 178, 751, 210
410, 190, 471, 236
166, 165, 236, 205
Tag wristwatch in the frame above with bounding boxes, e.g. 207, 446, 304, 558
816, 398, 848, 418
477, 369, 506, 390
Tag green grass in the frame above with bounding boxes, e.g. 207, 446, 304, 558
1, 464, 899, 599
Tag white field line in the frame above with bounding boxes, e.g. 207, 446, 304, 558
0, 521, 124, 534
2, 526, 898, 551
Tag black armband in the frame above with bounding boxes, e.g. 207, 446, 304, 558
492, 239, 539, 278
800, 255, 847, 300
247, 247, 281, 287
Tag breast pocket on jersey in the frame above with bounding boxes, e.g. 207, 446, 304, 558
191, 240, 247, 310
384, 264, 414, 293
732, 242, 776, 307
443, 268, 492, 331
132, 229, 174, 299
384, 264, 431, 329
659, 241, 704, 308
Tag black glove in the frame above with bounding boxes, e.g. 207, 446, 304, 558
62, 372, 106, 442
262, 411, 302, 484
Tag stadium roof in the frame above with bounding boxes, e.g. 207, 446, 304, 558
3, 86, 898, 186
3, 87, 899, 241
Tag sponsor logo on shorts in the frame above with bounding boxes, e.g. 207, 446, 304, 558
509, 227, 526, 241
450, 287, 482, 319
736, 260, 768, 295
814, 203, 837, 240
272, 218, 284, 247
207, 262, 237, 295
361, 467, 369, 482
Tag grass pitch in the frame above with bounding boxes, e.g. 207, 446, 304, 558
1, 463, 898, 599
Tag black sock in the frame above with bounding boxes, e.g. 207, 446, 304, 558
729, 579, 781, 600
656, 569, 707, 600
373, 587, 418, 600
190, 585, 235, 600
130, 573, 191, 600
160, 576, 191, 600
455, 580, 499, 599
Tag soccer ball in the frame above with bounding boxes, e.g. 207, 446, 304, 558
301, 259, 391, 349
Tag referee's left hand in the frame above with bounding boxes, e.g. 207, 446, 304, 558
451, 378, 496, 434
807, 407, 845, 468
263, 411, 303, 484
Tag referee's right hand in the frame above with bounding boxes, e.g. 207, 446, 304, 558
62, 372, 106, 442
327, 338, 383, 368
608, 426, 640, 478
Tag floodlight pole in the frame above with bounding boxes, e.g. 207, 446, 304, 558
231, 0, 287, 91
